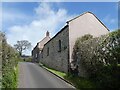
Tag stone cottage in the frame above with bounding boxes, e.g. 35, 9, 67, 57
32, 31, 50, 62
32, 12, 109, 76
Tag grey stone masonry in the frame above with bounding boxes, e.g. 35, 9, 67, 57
40, 25, 69, 73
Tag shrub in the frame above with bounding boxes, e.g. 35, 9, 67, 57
72, 30, 120, 88
1, 32, 19, 88
72, 34, 93, 69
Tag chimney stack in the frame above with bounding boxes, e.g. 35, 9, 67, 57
46, 31, 49, 37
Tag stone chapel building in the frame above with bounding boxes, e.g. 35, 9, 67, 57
32, 12, 109, 76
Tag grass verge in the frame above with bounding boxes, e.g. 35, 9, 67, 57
39, 63, 95, 89
43, 66, 66, 78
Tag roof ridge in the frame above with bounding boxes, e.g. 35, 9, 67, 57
38, 36, 50, 43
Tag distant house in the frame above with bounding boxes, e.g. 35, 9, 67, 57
32, 12, 109, 77
32, 31, 50, 62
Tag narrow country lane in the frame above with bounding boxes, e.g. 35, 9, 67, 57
18, 62, 75, 89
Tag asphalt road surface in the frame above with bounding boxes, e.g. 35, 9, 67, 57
18, 62, 75, 89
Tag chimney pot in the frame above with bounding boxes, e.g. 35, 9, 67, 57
46, 31, 49, 37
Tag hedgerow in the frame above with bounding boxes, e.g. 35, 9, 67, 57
1, 32, 19, 88
72, 30, 120, 88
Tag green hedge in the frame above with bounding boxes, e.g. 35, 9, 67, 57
73, 30, 120, 88
1, 32, 19, 88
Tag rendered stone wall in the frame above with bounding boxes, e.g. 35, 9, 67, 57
68, 12, 109, 67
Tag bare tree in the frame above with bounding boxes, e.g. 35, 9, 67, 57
14, 40, 31, 56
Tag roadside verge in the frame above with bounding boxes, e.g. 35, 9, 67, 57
36, 63, 76, 89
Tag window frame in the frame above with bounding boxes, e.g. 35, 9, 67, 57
47, 47, 49, 56
58, 40, 61, 52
